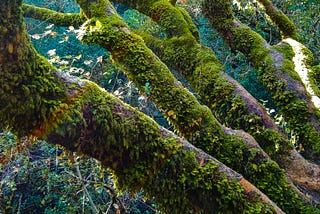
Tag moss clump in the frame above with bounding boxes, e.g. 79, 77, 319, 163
111, 1, 311, 210
215, 94, 263, 131
231, 26, 270, 67
22, 4, 86, 27
201, 0, 234, 34
309, 65, 320, 97
244, 148, 304, 213
0, 2, 66, 137
257, 0, 298, 39
272, 43, 301, 81
176, 6, 200, 41
258, 55, 320, 161
143, 151, 275, 213
253, 128, 293, 160
43, 81, 273, 213
273, 42, 295, 59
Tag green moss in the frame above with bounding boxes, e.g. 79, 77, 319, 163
245, 148, 303, 213
22, 4, 86, 27
2, 0, 316, 212
301, 46, 315, 65
297, 123, 320, 159
258, 56, 320, 161
230, 100, 263, 129
253, 128, 293, 160
202, 0, 320, 162
309, 65, 320, 97
279, 59, 301, 80
148, 1, 193, 38
0, 7, 66, 137
143, 151, 275, 213
78, 14, 229, 146
176, 6, 200, 41
113, 1, 313, 210
271, 43, 302, 81
257, 0, 298, 39
43, 81, 272, 213
231, 26, 269, 66
273, 42, 295, 59
202, 0, 234, 33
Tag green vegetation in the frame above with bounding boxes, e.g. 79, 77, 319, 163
0, 0, 319, 213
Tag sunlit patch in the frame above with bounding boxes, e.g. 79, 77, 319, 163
283, 38, 320, 109
232, 0, 259, 11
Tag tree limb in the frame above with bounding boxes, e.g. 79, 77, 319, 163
202, 0, 320, 162
257, 0, 298, 39
22, 3, 86, 28
112, 0, 320, 208
0, 0, 285, 212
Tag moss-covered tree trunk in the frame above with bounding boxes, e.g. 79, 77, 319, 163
1, 0, 320, 212
202, 0, 320, 163
72, 0, 318, 211
0, 0, 286, 213
111, 0, 320, 208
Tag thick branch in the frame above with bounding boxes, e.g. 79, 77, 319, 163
0, 1, 284, 212
48, 74, 283, 213
113, 0, 320, 209
72, 1, 312, 211
22, 3, 86, 27
114, 0, 200, 40
202, 0, 320, 162
257, 0, 298, 39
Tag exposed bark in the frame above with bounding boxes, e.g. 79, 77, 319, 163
0, 0, 285, 213
76, 0, 315, 211
138, 29, 320, 203
18, 0, 320, 211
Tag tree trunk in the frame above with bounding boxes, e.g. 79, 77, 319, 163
202, 0, 320, 163
1, 0, 320, 212
111, 0, 320, 205
112, 0, 320, 208
0, 0, 284, 213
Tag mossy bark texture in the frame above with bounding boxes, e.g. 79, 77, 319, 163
257, 0, 298, 39
22, 4, 86, 28
77, 0, 316, 211
0, 0, 285, 213
202, 0, 320, 163
1, 0, 320, 212
113, 0, 320, 210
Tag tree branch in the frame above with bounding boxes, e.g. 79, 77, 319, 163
22, 3, 86, 27
0, 0, 284, 212
112, 0, 320, 209
257, 0, 298, 39
202, 0, 320, 162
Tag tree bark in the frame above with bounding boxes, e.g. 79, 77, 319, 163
202, 0, 320, 163
111, 0, 320, 208
79, 0, 319, 211
2, 0, 320, 212
0, 1, 287, 213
